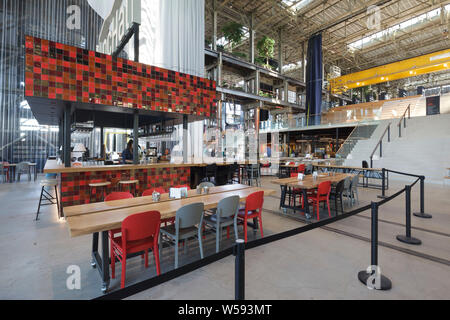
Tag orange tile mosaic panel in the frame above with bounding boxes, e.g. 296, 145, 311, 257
24, 36, 217, 117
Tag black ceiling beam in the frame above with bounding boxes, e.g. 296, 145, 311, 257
112, 22, 140, 58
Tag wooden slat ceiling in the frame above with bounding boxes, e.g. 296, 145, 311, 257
205, 0, 450, 76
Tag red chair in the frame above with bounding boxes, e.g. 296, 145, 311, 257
307, 181, 331, 221
237, 191, 264, 243
105, 192, 134, 202
297, 164, 305, 174
105, 192, 134, 256
142, 187, 166, 197
111, 210, 161, 288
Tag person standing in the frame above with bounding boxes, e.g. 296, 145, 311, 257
122, 140, 134, 164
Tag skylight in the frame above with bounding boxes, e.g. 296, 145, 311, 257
348, 5, 449, 51
282, 0, 313, 12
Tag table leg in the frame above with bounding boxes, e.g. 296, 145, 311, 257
302, 189, 311, 220
91, 232, 98, 268
280, 185, 287, 209
101, 231, 110, 292
91, 231, 110, 292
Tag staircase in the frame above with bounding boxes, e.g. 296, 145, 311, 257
342, 120, 391, 167
379, 96, 422, 119
371, 113, 450, 184
335, 123, 378, 163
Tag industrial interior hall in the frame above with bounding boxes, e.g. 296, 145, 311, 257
0, 0, 449, 303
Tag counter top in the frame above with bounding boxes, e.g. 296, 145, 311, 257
43, 160, 260, 173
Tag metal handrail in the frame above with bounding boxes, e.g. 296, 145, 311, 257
369, 104, 411, 167
335, 124, 359, 155
369, 122, 391, 168
397, 104, 411, 137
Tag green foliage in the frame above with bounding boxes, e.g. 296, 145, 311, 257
232, 52, 247, 59
257, 36, 275, 65
221, 22, 244, 48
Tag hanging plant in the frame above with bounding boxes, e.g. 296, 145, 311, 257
221, 22, 244, 51
257, 36, 275, 68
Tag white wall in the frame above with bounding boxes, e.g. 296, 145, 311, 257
372, 113, 450, 184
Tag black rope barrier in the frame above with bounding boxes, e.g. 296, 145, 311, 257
234, 239, 245, 300
357, 202, 392, 290
396, 185, 422, 245
376, 186, 406, 206
94, 247, 234, 300
413, 176, 433, 219
94, 167, 425, 299
385, 168, 423, 178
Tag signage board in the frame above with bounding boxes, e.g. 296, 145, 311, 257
96, 0, 141, 55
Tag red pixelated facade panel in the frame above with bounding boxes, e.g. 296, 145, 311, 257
60, 167, 191, 208
24, 36, 217, 117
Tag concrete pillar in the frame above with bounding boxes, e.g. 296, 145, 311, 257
183, 115, 188, 163
249, 12, 255, 64
218, 52, 223, 87
278, 29, 283, 74
212, 0, 217, 51
255, 70, 260, 95
133, 110, 139, 164
63, 104, 71, 167
284, 81, 289, 103
302, 41, 307, 83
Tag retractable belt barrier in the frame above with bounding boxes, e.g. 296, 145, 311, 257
95, 168, 430, 300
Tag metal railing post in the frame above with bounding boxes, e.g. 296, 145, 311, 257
358, 202, 392, 290
379, 141, 382, 158
234, 239, 245, 300
413, 176, 432, 219
377, 168, 386, 199
398, 123, 401, 138
396, 185, 422, 245
387, 124, 390, 142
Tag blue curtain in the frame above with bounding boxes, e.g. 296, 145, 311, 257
306, 33, 322, 126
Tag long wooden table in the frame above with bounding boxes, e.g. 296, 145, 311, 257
313, 164, 387, 189
271, 173, 355, 219
65, 184, 250, 217
65, 184, 275, 292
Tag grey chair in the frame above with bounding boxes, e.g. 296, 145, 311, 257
196, 181, 215, 193
305, 163, 313, 175
343, 177, 352, 206
350, 174, 359, 205
244, 164, 261, 187
203, 195, 240, 253
160, 202, 204, 269
16, 162, 31, 181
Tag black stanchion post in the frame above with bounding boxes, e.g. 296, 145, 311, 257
234, 239, 245, 300
413, 176, 432, 219
358, 202, 392, 290
396, 185, 422, 245
377, 168, 386, 199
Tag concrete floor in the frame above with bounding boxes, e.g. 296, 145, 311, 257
0, 175, 449, 299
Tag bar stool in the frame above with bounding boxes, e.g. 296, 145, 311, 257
36, 179, 60, 220
119, 179, 139, 196
88, 181, 111, 203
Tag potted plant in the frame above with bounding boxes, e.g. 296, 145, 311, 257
257, 36, 275, 69
221, 22, 244, 53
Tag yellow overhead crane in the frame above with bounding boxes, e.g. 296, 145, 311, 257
329, 48, 450, 94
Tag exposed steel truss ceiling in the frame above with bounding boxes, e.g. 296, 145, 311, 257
205, 0, 450, 77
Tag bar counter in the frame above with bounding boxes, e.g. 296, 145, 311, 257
43, 160, 241, 212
